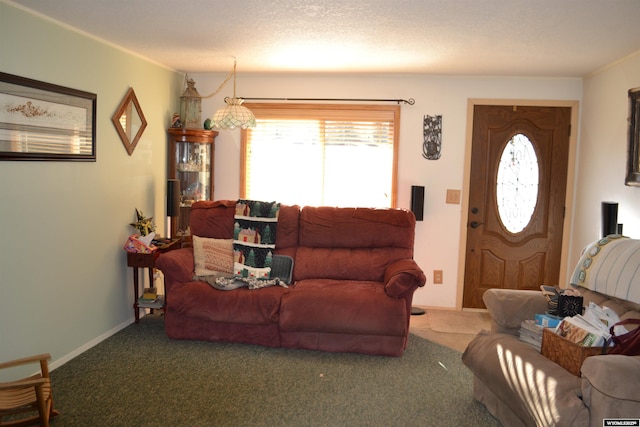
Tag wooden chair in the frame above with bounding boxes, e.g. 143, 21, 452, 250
0, 354, 59, 427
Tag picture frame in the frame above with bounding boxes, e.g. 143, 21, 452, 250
0, 71, 96, 161
625, 87, 640, 186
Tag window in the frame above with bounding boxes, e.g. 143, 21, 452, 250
496, 133, 539, 233
241, 103, 399, 208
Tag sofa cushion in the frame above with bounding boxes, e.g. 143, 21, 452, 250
462, 330, 589, 426
279, 279, 407, 336
293, 247, 413, 282
192, 236, 234, 277
298, 206, 415, 249
581, 355, 640, 423
191, 200, 236, 238
169, 281, 287, 325
294, 206, 415, 282
581, 355, 640, 402
273, 204, 300, 250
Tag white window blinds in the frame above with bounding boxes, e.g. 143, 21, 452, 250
241, 103, 399, 208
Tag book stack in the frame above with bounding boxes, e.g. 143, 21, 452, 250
137, 287, 165, 309
519, 319, 544, 351
534, 313, 561, 328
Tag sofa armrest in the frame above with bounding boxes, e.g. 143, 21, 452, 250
581, 355, 640, 421
483, 288, 548, 336
383, 259, 426, 298
155, 248, 195, 293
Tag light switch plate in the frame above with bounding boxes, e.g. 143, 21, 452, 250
446, 189, 461, 204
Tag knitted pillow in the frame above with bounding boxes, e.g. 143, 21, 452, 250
192, 236, 234, 277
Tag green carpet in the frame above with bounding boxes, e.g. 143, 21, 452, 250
49, 315, 500, 426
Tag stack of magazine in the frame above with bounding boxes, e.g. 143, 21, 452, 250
137, 287, 164, 309
519, 319, 544, 351
553, 302, 621, 347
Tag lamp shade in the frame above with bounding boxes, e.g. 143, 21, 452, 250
211, 97, 256, 129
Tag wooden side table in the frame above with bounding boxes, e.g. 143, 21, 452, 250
126, 238, 181, 323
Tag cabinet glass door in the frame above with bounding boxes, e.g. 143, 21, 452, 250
175, 142, 211, 235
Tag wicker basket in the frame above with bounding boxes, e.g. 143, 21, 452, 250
541, 328, 604, 376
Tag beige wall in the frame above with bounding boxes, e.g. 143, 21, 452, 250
572, 53, 640, 256
194, 72, 583, 308
0, 3, 181, 373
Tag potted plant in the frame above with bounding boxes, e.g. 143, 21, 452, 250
123, 209, 157, 253
130, 208, 156, 236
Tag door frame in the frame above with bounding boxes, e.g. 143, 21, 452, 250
456, 99, 580, 309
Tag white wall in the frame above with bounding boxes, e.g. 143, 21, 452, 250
571, 53, 640, 257
192, 72, 583, 308
0, 3, 180, 374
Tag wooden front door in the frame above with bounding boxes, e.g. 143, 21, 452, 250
462, 105, 571, 308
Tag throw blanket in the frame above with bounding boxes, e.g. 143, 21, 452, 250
570, 236, 640, 304
214, 276, 288, 290
233, 199, 280, 279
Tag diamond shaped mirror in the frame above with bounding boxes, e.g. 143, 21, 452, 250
112, 87, 147, 156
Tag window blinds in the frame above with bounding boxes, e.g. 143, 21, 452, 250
241, 103, 399, 208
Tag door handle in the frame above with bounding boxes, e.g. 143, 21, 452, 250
469, 221, 484, 229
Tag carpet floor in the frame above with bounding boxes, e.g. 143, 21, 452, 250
48, 315, 500, 427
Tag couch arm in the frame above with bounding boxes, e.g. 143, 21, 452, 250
581, 355, 640, 423
383, 259, 426, 298
483, 288, 548, 336
155, 248, 195, 293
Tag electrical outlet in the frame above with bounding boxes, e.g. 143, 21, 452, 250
433, 270, 443, 284
446, 189, 461, 204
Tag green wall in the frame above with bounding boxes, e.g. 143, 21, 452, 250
0, 2, 182, 374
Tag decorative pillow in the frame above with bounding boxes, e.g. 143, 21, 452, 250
192, 236, 234, 277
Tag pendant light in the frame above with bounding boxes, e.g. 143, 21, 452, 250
210, 59, 256, 129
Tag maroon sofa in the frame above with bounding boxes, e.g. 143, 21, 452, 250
155, 200, 426, 356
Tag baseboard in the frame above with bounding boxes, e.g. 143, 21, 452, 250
49, 317, 134, 372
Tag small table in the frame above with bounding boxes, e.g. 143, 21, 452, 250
126, 238, 182, 323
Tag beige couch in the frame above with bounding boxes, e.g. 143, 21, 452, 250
462, 236, 640, 427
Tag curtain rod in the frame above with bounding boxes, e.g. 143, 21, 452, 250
234, 97, 415, 105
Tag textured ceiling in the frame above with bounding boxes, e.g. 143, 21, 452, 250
6, 0, 640, 76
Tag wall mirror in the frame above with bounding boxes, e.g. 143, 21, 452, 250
112, 87, 147, 156
626, 87, 640, 186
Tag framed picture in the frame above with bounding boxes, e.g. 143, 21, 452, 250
0, 72, 96, 161
626, 87, 640, 186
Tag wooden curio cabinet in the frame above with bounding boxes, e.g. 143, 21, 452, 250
167, 128, 218, 237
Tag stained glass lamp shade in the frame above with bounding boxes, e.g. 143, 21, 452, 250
211, 97, 256, 129
210, 60, 256, 130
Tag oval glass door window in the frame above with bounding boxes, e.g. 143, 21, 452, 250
496, 133, 539, 233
